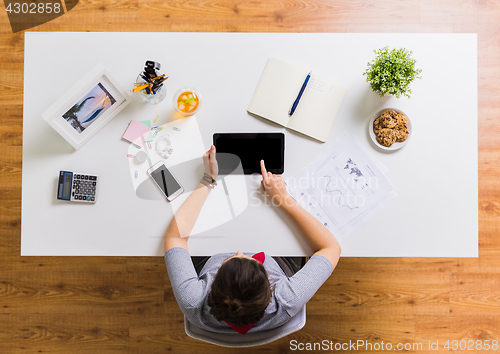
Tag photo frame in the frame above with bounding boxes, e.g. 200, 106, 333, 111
42, 63, 132, 150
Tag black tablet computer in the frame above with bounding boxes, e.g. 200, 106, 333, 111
213, 133, 285, 174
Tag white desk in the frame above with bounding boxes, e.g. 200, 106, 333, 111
22, 32, 477, 257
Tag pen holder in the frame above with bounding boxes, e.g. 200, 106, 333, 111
136, 71, 167, 104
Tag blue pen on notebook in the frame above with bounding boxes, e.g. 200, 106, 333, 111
289, 71, 311, 116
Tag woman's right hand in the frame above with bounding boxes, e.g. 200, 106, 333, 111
260, 160, 293, 208
260, 162, 341, 269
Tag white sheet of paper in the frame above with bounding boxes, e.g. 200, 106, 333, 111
286, 132, 397, 243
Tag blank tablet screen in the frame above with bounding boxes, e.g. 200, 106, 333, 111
213, 133, 284, 174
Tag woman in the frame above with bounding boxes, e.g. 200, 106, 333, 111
164, 146, 341, 334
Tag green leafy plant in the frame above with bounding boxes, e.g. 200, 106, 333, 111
363, 47, 422, 98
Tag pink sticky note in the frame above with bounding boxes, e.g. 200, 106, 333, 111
122, 120, 151, 144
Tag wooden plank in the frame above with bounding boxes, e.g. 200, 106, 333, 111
303, 315, 416, 353
129, 313, 416, 353
0, 256, 128, 272
0, 228, 20, 256
416, 315, 500, 349
0, 313, 129, 354
0, 150, 22, 178
451, 274, 500, 315
125, 256, 166, 272
37, 0, 141, 33
0, 271, 163, 315
476, 0, 500, 24
476, 25, 500, 151
0, 200, 21, 231
479, 151, 500, 182
0, 64, 23, 106
137, 0, 420, 28
312, 271, 450, 316
0, 107, 23, 147
420, 0, 479, 24
0, 33, 24, 64
337, 257, 456, 274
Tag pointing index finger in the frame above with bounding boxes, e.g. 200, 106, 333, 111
260, 160, 268, 180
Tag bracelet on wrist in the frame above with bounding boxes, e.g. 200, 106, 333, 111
200, 179, 214, 189
201, 173, 217, 189
202, 173, 217, 185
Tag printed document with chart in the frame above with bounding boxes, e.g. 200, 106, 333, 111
286, 132, 397, 243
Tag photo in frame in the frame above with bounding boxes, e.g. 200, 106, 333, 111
42, 63, 132, 149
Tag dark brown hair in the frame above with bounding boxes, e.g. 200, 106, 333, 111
207, 257, 272, 326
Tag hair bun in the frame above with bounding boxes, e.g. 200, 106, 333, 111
224, 298, 242, 313
207, 258, 272, 326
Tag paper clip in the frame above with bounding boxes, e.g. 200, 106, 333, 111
127, 154, 135, 158
153, 115, 159, 123
135, 171, 138, 179
147, 142, 152, 150
152, 126, 164, 138
132, 143, 141, 149
173, 127, 180, 132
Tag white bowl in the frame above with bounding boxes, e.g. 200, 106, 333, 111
368, 108, 412, 151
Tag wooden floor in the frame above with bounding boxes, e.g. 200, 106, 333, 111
1, 1, 499, 353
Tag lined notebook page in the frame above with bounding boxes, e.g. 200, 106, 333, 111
286, 75, 347, 142
247, 58, 309, 127
248, 58, 346, 142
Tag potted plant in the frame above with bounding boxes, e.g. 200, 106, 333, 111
363, 47, 422, 98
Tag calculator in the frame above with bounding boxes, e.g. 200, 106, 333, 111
57, 171, 99, 203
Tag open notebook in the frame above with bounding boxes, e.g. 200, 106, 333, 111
247, 58, 347, 142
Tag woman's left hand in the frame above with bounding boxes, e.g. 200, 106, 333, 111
203, 145, 218, 180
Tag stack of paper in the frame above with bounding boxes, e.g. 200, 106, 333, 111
286, 132, 397, 243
